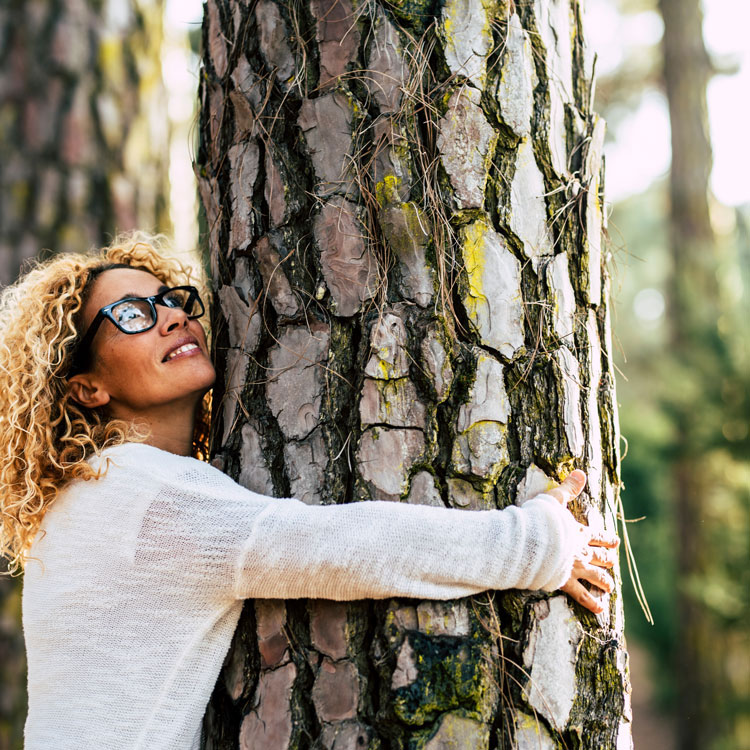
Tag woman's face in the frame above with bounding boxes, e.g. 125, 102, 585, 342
71, 268, 215, 419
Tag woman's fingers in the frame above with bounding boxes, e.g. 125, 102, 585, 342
587, 546, 617, 568
561, 561, 614, 614
547, 469, 587, 506
576, 562, 614, 593
544, 471, 621, 615
588, 529, 620, 548
561, 578, 605, 614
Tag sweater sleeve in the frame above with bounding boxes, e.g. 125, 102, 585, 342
229, 493, 580, 601
126, 448, 580, 603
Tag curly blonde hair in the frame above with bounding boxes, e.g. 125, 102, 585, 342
0, 232, 211, 574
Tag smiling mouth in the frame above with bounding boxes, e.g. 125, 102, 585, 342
163, 342, 199, 362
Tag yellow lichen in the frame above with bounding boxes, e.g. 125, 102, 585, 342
461, 220, 490, 325
98, 36, 125, 90
375, 174, 403, 207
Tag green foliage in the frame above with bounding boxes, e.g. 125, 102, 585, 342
610, 185, 750, 736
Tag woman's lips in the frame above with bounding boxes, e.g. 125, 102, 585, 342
165, 342, 199, 361
162, 337, 201, 362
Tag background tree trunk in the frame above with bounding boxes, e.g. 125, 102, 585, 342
198, 0, 632, 747
658, 1, 719, 747
0, 0, 170, 287
0, 2, 168, 747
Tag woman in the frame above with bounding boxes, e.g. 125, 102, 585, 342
0, 234, 618, 749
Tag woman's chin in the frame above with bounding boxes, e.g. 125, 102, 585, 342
163, 362, 216, 403
192, 363, 217, 394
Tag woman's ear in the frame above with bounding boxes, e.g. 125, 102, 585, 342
67, 375, 111, 410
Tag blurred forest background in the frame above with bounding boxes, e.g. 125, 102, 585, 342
0, 0, 747, 749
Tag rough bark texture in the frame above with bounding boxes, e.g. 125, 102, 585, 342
0, 2, 168, 747
0, 0, 170, 287
197, 1, 631, 747
658, 1, 716, 747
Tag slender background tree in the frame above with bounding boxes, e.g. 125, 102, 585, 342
659, 2, 717, 744
197, 1, 633, 747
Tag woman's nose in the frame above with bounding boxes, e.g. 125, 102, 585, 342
158, 304, 189, 333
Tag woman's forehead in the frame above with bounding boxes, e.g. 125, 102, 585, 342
83, 268, 163, 324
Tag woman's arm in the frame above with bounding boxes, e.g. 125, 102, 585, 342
229, 471, 617, 609
231, 493, 575, 601
129, 447, 617, 612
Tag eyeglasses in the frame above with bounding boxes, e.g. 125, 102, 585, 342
69, 285, 205, 374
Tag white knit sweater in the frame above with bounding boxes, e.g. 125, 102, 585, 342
22, 443, 580, 750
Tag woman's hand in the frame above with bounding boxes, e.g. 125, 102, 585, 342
547, 470, 620, 614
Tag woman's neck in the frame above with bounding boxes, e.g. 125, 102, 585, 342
112, 397, 200, 457
142, 424, 194, 456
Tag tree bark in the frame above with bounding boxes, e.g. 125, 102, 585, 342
658, 1, 718, 747
197, 1, 632, 747
0, 2, 168, 747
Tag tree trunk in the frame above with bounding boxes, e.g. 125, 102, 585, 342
0, 2, 168, 747
658, 1, 718, 747
0, 0, 170, 287
197, 1, 632, 747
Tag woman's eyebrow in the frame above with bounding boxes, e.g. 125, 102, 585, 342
115, 286, 169, 301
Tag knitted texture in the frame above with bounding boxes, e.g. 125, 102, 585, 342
22, 443, 581, 749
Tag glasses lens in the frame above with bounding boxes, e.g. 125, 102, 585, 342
162, 288, 187, 309
163, 287, 202, 317
111, 299, 155, 332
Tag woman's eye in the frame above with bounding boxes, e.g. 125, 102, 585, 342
115, 304, 147, 323
163, 292, 183, 308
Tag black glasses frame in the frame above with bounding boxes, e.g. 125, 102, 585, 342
69, 285, 205, 375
